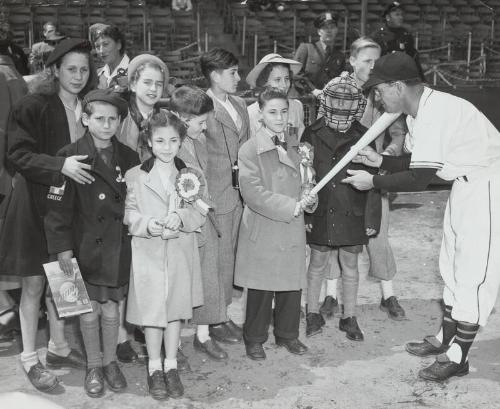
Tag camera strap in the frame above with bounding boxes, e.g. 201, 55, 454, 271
221, 124, 235, 165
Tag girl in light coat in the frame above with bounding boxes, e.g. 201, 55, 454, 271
124, 110, 204, 400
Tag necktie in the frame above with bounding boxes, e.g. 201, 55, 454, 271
273, 135, 287, 151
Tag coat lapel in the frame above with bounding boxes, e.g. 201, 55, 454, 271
228, 95, 248, 141
256, 129, 298, 171
213, 98, 238, 133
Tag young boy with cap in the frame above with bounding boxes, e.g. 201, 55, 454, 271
45, 89, 140, 397
294, 12, 346, 95
344, 51, 500, 382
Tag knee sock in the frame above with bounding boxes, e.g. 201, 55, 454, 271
101, 314, 119, 366
20, 351, 39, 372
47, 339, 71, 358
196, 324, 210, 343
148, 358, 162, 375
342, 274, 359, 318
447, 321, 480, 364
80, 317, 102, 368
380, 280, 394, 300
436, 305, 457, 346
164, 358, 177, 371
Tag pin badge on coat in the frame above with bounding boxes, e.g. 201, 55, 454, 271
47, 181, 66, 201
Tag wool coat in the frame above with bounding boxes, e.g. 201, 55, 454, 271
205, 93, 250, 215
44, 133, 140, 288
294, 41, 346, 89
302, 118, 381, 248
117, 112, 152, 163
0, 93, 73, 276
234, 128, 312, 291
178, 135, 229, 324
124, 157, 205, 327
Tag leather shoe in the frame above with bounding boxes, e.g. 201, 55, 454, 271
319, 296, 339, 318
275, 337, 308, 355
225, 320, 243, 340
46, 349, 86, 370
209, 322, 242, 344
0, 307, 20, 341
193, 335, 228, 361
177, 347, 191, 373
306, 312, 325, 337
245, 342, 266, 360
380, 296, 406, 321
339, 316, 364, 341
84, 367, 105, 398
148, 370, 168, 400
26, 361, 59, 393
164, 368, 184, 398
406, 336, 448, 357
103, 361, 127, 392
419, 354, 469, 382
116, 340, 138, 363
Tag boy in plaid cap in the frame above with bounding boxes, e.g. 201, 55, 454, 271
302, 72, 381, 340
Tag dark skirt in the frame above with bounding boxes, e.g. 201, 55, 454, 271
85, 282, 128, 303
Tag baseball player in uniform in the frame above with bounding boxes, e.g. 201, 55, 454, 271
343, 52, 500, 382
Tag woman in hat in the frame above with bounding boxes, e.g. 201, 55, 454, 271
117, 53, 169, 162
93, 25, 130, 93
246, 53, 305, 139
0, 38, 97, 392
28, 22, 66, 74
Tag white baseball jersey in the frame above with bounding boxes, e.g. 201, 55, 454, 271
406, 86, 500, 180
403, 86, 500, 326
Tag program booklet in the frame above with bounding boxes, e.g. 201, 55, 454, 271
43, 258, 93, 318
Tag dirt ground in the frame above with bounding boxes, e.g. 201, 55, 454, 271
1, 190, 500, 409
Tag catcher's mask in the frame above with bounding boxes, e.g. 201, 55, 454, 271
319, 72, 366, 131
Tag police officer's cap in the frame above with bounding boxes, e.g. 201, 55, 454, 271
82, 89, 128, 118
383, 1, 402, 17
363, 52, 421, 90
45, 38, 92, 67
314, 12, 338, 29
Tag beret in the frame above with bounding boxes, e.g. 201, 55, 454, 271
82, 89, 128, 118
314, 12, 338, 29
46, 38, 92, 67
127, 53, 169, 92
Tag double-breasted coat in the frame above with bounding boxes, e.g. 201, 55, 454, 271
234, 128, 312, 291
124, 157, 205, 327
302, 118, 381, 248
0, 93, 74, 276
44, 132, 140, 288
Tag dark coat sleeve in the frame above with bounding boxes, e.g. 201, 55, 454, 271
7, 96, 66, 186
294, 43, 308, 73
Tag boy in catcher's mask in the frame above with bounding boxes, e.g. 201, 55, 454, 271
301, 72, 381, 341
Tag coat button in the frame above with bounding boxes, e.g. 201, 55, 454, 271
95, 238, 103, 244
115, 194, 121, 202
115, 216, 122, 222
329, 208, 334, 214
97, 216, 104, 222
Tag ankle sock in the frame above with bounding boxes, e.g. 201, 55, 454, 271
380, 280, 394, 300
20, 351, 39, 372
448, 321, 480, 364
47, 339, 71, 357
164, 358, 177, 371
197, 325, 210, 343
148, 358, 162, 375
102, 314, 119, 367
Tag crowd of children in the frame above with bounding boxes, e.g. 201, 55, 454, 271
0, 29, 413, 401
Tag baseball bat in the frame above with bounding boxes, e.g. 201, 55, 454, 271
310, 112, 401, 195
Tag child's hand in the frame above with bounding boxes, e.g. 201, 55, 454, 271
57, 250, 74, 278
147, 218, 164, 236
163, 213, 182, 231
301, 192, 317, 207
293, 202, 304, 217
366, 228, 377, 237
305, 223, 312, 233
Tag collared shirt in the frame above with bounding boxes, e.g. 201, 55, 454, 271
207, 88, 242, 131
263, 126, 287, 151
406, 86, 500, 180
247, 99, 304, 139
98, 54, 130, 88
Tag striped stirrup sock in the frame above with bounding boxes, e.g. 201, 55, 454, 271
441, 305, 457, 346
454, 321, 480, 364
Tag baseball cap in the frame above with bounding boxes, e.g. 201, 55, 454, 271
45, 38, 92, 66
314, 12, 338, 29
82, 89, 128, 118
363, 52, 421, 90
383, 1, 402, 17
